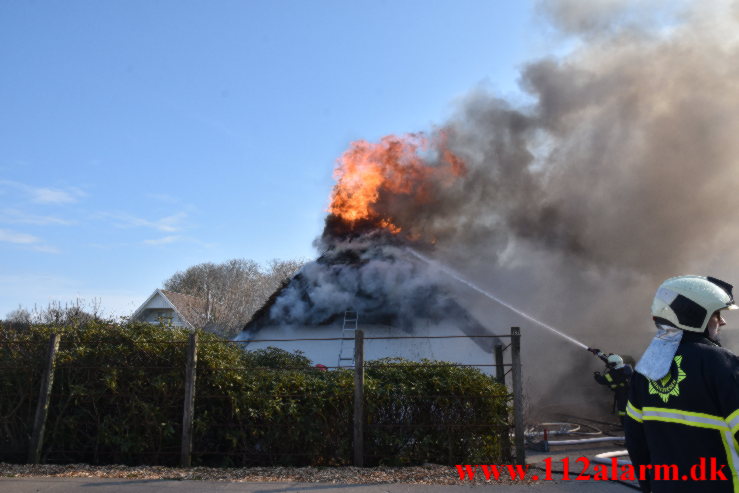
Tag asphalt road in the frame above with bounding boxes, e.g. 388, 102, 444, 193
0, 478, 638, 492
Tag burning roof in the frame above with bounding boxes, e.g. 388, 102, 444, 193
242, 134, 496, 351
243, 242, 485, 329
323, 132, 465, 244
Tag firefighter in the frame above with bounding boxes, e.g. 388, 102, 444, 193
593, 353, 633, 425
625, 275, 739, 492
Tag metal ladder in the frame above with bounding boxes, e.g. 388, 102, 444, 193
337, 310, 358, 368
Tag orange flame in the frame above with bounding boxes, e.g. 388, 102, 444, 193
328, 133, 465, 235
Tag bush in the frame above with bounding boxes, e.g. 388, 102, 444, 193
0, 322, 510, 466
0, 321, 191, 464
365, 358, 510, 465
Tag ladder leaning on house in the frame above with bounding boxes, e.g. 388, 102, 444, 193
337, 310, 359, 368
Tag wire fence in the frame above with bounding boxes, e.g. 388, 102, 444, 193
0, 327, 524, 467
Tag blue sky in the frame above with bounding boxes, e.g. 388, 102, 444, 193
0, 0, 553, 317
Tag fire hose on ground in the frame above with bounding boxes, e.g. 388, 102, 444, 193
526, 421, 640, 490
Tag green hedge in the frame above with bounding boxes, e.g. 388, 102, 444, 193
0, 322, 510, 466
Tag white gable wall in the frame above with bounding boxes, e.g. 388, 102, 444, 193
146, 292, 172, 309
132, 291, 191, 328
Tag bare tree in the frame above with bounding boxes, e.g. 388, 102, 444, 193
4, 306, 31, 329
162, 258, 306, 338
4, 298, 105, 328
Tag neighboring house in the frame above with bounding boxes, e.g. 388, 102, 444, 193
131, 289, 211, 330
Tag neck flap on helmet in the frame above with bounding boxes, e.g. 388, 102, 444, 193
634, 323, 684, 381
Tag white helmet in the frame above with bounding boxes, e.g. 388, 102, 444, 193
607, 354, 624, 369
651, 275, 737, 332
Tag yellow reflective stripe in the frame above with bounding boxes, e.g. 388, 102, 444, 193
720, 430, 739, 490
639, 405, 739, 485
642, 407, 727, 431
645, 415, 726, 431
626, 401, 643, 422
605, 373, 614, 383
727, 409, 739, 434
643, 407, 724, 422
626, 408, 642, 422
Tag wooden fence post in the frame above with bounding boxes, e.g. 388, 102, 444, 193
511, 327, 525, 465
28, 333, 60, 464
353, 329, 364, 467
181, 332, 198, 467
494, 344, 505, 385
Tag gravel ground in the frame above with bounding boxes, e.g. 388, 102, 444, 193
0, 463, 541, 485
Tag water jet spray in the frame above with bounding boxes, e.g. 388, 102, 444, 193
406, 247, 593, 351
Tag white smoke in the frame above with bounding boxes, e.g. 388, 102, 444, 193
262, 241, 486, 335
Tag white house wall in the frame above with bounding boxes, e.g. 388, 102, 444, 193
234, 322, 496, 373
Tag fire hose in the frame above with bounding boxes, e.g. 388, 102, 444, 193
587, 347, 611, 363
526, 421, 640, 490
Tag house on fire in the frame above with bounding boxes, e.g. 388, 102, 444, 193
234, 244, 501, 369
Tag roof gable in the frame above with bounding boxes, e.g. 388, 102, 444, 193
132, 289, 209, 330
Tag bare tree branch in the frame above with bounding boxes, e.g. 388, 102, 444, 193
162, 258, 307, 338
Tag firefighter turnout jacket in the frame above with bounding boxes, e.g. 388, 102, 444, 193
625, 332, 739, 492
594, 364, 633, 420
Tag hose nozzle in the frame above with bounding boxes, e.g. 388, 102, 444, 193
587, 347, 609, 363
